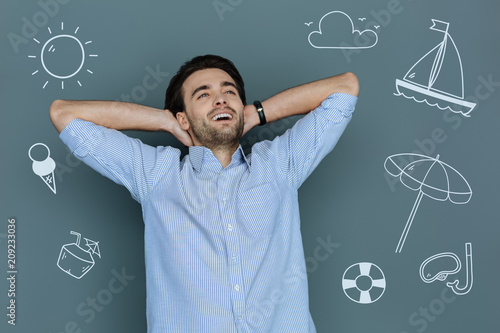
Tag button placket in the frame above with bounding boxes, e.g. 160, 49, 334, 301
217, 167, 246, 322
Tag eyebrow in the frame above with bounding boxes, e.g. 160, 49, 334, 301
190, 81, 237, 99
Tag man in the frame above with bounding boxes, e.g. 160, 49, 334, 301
50, 55, 359, 333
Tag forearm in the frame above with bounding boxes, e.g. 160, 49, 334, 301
49, 100, 172, 133
260, 72, 359, 124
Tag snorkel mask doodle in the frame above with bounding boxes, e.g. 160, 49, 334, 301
419, 243, 473, 295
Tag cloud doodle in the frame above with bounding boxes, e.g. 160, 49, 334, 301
308, 11, 378, 49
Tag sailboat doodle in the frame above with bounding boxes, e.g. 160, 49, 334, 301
394, 19, 476, 117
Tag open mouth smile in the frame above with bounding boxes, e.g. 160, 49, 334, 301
211, 113, 233, 121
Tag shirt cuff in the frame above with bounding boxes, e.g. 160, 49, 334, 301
318, 92, 357, 123
59, 119, 103, 157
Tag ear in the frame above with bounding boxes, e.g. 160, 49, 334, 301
176, 111, 190, 131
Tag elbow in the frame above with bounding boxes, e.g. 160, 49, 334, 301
49, 99, 66, 120
49, 99, 72, 133
340, 72, 360, 97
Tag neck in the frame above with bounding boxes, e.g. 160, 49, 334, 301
209, 144, 239, 168
188, 128, 241, 168
191, 138, 239, 168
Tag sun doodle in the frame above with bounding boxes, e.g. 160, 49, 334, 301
28, 22, 98, 89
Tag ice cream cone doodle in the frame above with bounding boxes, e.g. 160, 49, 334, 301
28, 143, 57, 194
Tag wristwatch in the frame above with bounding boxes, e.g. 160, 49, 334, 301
253, 100, 266, 126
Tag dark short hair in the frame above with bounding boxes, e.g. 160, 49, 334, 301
164, 55, 246, 115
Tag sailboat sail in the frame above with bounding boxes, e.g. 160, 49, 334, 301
428, 34, 463, 99
395, 19, 476, 116
403, 44, 441, 90
428, 19, 450, 91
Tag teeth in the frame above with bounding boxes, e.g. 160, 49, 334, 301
212, 113, 233, 121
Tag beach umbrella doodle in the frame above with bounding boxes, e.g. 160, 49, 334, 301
384, 153, 472, 253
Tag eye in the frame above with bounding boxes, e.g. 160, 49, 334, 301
197, 93, 208, 99
225, 90, 236, 95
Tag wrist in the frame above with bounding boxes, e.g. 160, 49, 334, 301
242, 105, 259, 135
162, 109, 178, 132
249, 105, 261, 127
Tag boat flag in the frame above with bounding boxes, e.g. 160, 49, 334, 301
430, 19, 449, 34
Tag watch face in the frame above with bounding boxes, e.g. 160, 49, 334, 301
253, 101, 263, 112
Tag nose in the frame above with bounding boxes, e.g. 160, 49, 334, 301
213, 93, 228, 107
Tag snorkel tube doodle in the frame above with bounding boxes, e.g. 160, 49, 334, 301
446, 243, 473, 295
419, 242, 473, 296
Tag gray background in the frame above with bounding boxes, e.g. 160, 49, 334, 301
1, 0, 499, 332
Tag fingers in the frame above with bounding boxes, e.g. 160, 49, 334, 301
175, 127, 194, 147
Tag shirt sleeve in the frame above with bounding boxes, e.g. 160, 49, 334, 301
59, 119, 180, 203
258, 92, 357, 189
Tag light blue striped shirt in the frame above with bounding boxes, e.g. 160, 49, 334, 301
60, 93, 357, 333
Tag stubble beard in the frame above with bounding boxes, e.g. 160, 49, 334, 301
187, 107, 244, 152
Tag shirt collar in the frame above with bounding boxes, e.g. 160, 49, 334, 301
188, 145, 249, 173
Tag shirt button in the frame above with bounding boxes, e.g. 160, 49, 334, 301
237, 315, 242, 322
228, 224, 233, 231
232, 255, 237, 262
234, 284, 240, 291
222, 198, 227, 204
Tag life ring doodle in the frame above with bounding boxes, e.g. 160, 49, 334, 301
342, 262, 386, 304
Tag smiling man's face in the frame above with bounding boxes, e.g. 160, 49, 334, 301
177, 68, 245, 150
